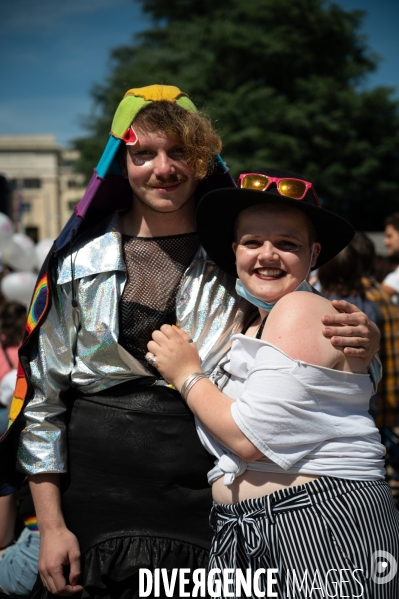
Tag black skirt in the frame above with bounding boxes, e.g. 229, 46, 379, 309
32, 380, 214, 599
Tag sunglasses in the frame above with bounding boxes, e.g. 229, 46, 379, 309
238, 173, 320, 207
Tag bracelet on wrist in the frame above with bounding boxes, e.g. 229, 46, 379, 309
180, 372, 208, 401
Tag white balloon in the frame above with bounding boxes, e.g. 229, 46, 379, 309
34, 238, 54, 271
2, 233, 36, 271
1, 272, 37, 308
0, 214, 14, 242
13, 233, 35, 253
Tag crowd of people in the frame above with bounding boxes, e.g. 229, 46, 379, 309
310, 224, 399, 503
0, 251, 42, 597
0, 84, 398, 598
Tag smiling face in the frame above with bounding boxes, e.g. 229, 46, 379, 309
233, 204, 321, 304
122, 127, 199, 216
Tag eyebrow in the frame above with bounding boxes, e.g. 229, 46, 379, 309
239, 232, 302, 242
278, 233, 302, 241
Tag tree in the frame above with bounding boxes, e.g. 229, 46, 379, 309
74, 0, 399, 230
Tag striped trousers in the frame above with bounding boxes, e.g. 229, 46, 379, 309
209, 477, 399, 598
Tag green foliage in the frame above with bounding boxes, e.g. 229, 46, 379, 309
74, 0, 399, 229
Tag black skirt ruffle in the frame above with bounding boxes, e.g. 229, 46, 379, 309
31, 534, 209, 599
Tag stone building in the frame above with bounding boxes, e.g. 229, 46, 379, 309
0, 135, 86, 242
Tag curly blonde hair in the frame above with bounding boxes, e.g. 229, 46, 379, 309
132, 100, 222, 179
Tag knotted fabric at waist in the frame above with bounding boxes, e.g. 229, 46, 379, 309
210, 486, 309, 560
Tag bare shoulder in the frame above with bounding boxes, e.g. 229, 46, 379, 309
263, 292, 340, 366
267, 291, 336, 328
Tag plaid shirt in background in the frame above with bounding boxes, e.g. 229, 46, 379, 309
363, 277, 399, 428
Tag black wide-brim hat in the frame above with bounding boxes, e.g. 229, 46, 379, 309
196, 168, 355, 277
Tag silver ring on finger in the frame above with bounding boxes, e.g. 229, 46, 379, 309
145, 352, 157, 366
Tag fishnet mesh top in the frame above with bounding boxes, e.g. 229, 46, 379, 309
119, 233, 200, 376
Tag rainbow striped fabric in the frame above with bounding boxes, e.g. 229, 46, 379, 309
26, 274, 49, 335
7, 273, 49, 429
24, 516, 39, 531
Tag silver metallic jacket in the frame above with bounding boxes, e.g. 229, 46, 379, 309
17, 213, 249, 474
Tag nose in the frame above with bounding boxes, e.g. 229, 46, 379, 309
152, 151, 175, 177
258, 241, 279, 262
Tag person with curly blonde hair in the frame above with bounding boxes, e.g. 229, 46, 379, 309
131, 99, 222, 179
15, 85, 233, 599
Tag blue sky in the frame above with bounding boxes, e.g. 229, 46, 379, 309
1, 0, 398, 147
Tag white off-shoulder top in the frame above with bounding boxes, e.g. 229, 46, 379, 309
197, 335, 385, 485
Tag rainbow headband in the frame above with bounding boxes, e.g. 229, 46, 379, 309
82, 85, 197, 197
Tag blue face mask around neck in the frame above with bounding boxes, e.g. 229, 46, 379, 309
235, 244, 316, 312
235, 278, 314, 311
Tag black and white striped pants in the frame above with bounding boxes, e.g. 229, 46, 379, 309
209, 477, 399, 598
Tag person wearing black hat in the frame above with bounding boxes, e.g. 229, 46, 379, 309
147, 169, 399, 599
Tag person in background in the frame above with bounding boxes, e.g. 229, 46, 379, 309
381, 212, 399, 302
318, 241, 383, 439
0, 303, 26, 436
374, 254, 395, 285
318, 241, 383, 329
352, 231, 399, 506
0, 480, 40, 597
0, 302, 25, 381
